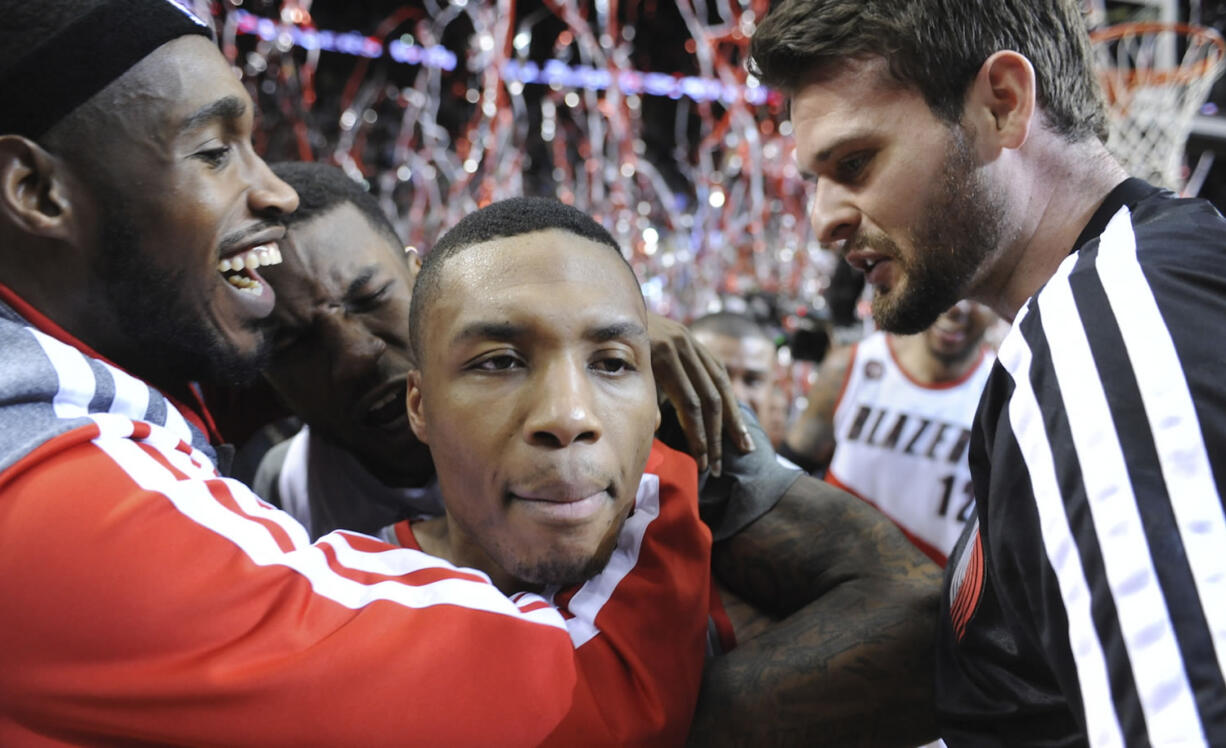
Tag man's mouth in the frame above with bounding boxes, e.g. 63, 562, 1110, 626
507, 478, 617, 517
846, 250, 893, 286
510, 486, 614, 524
361, 377, 409, 431
217, 243, 283, 294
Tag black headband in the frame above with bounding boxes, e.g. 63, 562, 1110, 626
0, 0, 213, 139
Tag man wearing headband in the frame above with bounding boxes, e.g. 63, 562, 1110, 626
0, 2, 706, 743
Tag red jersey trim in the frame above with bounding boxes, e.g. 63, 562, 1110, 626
949, 525, 985, 641
885, 335, 989, 391
826, 469, 949, 567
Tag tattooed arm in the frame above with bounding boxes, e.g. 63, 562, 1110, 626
690, 474, 943, 747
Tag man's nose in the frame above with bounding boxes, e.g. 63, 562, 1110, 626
810, 179, 860, 247
523, 358, 601, 449
248, 157, 299, 217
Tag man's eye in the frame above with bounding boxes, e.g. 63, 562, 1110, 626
348, 286, 388, 313
592, 356, 635, 374
194, 146, 232, 168
473, 354, 523, 372
836, 152, 872, 182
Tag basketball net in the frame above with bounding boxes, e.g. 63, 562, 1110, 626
1091, 22, 1226, 192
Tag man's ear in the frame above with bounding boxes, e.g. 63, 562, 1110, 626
964, 50, 1036, 152
406, 369, 429, 444
0, 135, 78, 239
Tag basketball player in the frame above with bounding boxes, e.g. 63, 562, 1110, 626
785, 302, 996, 565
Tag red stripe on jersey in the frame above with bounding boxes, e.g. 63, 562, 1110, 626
202, 477, 298, 554
826, 470, 949, 566
950, 528, 985, 641
316, 537, 493, 588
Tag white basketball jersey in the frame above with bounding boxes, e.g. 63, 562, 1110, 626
826, 332, 994, 565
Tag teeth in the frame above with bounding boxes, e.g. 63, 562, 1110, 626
225, 274, 264, 293
216, 243, 284, 275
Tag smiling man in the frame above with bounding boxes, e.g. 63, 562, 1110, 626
784, 302, 996, 565
752, 0, 1226, 744
0, 2, 732, 744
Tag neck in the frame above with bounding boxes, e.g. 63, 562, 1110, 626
972, 135, 1129, 322
891, 334, 981, 385
412, 515, 530, 595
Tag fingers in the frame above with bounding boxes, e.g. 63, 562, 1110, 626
676, 337, 724, 475
694, 343, 756, 455
654, 344, 710, 473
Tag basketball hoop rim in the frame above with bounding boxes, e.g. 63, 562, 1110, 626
1091, 21, 1226, 89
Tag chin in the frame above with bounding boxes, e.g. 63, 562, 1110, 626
512, 551, 610, 588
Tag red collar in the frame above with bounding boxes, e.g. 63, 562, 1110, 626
0, 282, 223, 443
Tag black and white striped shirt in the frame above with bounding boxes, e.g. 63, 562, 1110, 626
937, 179, 1226, 747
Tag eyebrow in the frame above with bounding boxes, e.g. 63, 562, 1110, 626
813, 130, 874, 164
587, 321, 648, 343
178, 95, 247, 134
451, 319, 648, 345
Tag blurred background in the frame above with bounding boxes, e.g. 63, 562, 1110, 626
184, 0, 1226, 416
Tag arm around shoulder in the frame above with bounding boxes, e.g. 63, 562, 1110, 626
690, 472, 943, 747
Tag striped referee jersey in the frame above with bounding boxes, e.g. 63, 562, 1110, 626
937, 179, 1226, 746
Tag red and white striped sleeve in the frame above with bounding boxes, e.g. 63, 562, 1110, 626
0, 416, 580, 746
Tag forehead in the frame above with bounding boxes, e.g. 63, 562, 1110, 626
276, 203, 407, 295
108, 35, 251, 139
789, 57, 941, 161
694, 331, 775, 369
432, 229, 643, 335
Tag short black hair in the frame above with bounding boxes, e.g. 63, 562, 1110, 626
270, 161, 401, 249
749, 0, 1107, 144
690, 311, 773, 343
409, 197, 636, 364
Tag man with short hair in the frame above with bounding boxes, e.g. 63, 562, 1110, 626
397, 197, 943, 747
251, 167, 944, 745
785, 302, 996, 565
752, 0, 1226, 744
254, 161, 760, 539
689, 311, 778, 420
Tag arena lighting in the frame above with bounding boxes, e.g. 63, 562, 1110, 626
231, 9, 771, 106
232, 10, 457, 69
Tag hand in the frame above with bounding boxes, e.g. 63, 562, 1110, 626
647, 312, 755, 475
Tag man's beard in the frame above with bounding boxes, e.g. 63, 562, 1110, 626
93, 197, 269, 389
869, 125, 1006, 335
